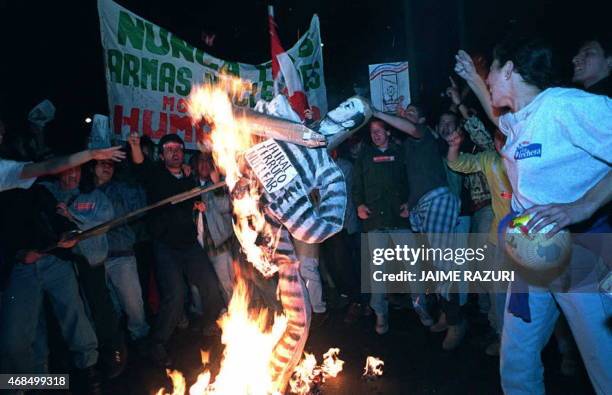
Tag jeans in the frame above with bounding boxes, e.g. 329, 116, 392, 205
105, 256, 150, 340
74, 257, 123, 351
0, 256, 98, 372
151, 242, 225, 344
366, 229, 416, 315
208, 250, 235, 304
500, 243, 612, 395
294, 239, 326, 313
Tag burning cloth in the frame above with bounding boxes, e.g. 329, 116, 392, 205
246, 95, 349, 389
188, 88, 371, 392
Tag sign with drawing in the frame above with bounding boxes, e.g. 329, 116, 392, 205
368, 62, 410, 113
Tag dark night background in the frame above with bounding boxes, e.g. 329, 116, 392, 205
0, 0, 608, 150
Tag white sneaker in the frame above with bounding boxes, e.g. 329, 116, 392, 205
375, 313, 389, 335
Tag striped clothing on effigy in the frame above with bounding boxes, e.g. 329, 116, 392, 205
265, 142, 346, 244
255, 142, 346, 392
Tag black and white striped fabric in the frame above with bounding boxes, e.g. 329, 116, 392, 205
264, 141, 346, 244
246, 95, 349, 392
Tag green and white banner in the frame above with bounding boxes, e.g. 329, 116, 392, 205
98, 0, 327, 149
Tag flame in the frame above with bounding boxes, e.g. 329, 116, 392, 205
363, 356, 384, 377
188, 77, 278, 278
289, 349, 344, 395
155, 77, 344, 395
157, 370, 187, 395
321, 348, 344, 378
156, 277, 287, 395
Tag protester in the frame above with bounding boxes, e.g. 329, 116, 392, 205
192, 151, 235, 303
455, 37, 612, 395
128, 132, 225, 366
0, 144, 125, 193
445, 124, 512, 356
374, 104, 467, 350
352, 119, 411, 334
0, 177, 104, 393
93, 159, 150, 347
41, 166, 128, 379
572, 35, 611, 96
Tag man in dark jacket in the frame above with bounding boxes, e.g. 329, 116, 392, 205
128, 133, 224, 366
352, 119, 411, 335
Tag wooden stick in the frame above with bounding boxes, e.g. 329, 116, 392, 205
45, 181, 226, 250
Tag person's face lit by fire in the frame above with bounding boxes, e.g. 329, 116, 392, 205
94, 160, 115, 186
486, 59, 514, 108
160, 142, 184, 170
59, 167, 81, 190
370, 120, 390, 149
572, 41, 612, 88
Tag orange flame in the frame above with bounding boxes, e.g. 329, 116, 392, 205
157, 369, 187, 395
155, 77, 344, 395
289, 348, 345, 395
363, 356, 384, 377
188, 78, 278, 278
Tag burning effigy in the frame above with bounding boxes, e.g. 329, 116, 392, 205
154, 76, 371, 395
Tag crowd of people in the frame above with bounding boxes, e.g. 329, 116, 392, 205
0, 31, 610, 395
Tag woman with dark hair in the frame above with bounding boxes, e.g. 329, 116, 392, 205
455, 38, 611, 395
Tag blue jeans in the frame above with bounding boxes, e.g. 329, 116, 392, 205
151, 242, 225, 344
366, 229, 415, 315
105, 256, 150, 340
0, 256, 98, 372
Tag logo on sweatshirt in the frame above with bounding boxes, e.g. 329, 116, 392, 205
74, 202, 96, 211
514, 142, 542, 160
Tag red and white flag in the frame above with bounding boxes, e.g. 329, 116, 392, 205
268, 6, 311, 121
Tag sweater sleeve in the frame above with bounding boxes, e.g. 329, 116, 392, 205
447, 152, 483, 174
463, 115, 495, 152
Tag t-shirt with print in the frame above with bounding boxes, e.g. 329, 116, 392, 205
498, 87, 611, 212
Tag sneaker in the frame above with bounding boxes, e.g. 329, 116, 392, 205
429, 312, 448, 333
442, 321, 467, 351
485, 340, 500, 356
375, 313, 389, 335
149, 342, 172, 367
344, 302, 363, 324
